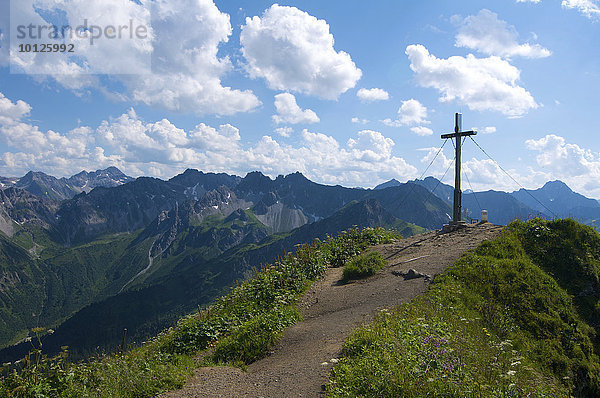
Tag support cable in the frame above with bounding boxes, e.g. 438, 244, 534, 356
395, 138, 449, 209
460, 132, 482, 214
463, 168, 482, 213
423, 156, 455, 209
469, 136, 557, 218
419, 138, 450, 184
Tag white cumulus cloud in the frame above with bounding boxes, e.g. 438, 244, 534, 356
272, 93, 320, 124
0, 93, 32, 125
0, 92, 416, 188
398, 99, 430, 125
456, 9, 551, 59
125, 0, 260, 115
525, 134, 600, 178
240, 4, 362, 99
8, 0, 260, 116
274, 127, 293, 137
357, 88, 390, 102
461, 134, 600, 197
352, 117, 369, 125
406, 44, 538, 117
562, 0, 600, 19
382, 99, 431, 134
410, 127, 434, 136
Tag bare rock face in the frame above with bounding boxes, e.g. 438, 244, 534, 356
0, 188, 58, 228
255, 202, 309, 233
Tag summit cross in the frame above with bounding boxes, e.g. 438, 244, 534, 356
441, 113, 477, 224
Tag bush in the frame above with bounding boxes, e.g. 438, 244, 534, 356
342, 251, 387, 281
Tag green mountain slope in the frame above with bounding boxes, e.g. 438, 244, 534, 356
0, 199, 424, 360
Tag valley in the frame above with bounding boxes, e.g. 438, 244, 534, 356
0, 166, 597, 361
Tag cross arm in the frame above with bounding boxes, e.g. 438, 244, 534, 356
441, 130, 477, 139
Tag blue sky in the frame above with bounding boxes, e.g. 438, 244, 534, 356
0, 0, 599, 197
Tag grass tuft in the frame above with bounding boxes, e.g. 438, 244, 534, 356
342, 251, 387, 281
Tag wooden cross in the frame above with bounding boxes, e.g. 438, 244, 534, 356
441, 113, 477, 224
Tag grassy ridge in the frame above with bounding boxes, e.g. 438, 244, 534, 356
328, 219, 600, 397
0, 227, 398, 397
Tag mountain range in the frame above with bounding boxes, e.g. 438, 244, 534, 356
375, 177, 600, 228
0, 167, 597, 361
0, 167, 444, 360
1, 167, 134, 201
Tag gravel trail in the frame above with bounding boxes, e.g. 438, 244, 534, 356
163, 223, 503, 398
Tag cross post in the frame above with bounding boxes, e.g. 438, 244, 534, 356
441, 113, 477, 224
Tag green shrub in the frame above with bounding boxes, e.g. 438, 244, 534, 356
324, 227, 399, 267
342, 251, 387, 281
210, 306, 301, 365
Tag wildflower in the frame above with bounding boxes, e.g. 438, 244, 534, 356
507, 370, 516, 376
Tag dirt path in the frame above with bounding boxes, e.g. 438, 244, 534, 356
163, 223, 503, 398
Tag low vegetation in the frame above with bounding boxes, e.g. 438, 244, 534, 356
342, 251, 387, 281
6, 218, 600, 397
0, 227, 398, 397
328, 219, 600, 397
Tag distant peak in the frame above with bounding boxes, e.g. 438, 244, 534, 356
243, 171, 271, 182
245, 170, 266, 177
283, 171, 309, 182
541, 180, 572, 192
181, 168, 202, 176
543, 180, 569, 188
103, 166, 126, 175
20, 170, 52, 181
374, 178, 401, 190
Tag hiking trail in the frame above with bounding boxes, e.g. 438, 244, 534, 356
163, 223, 503, 398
